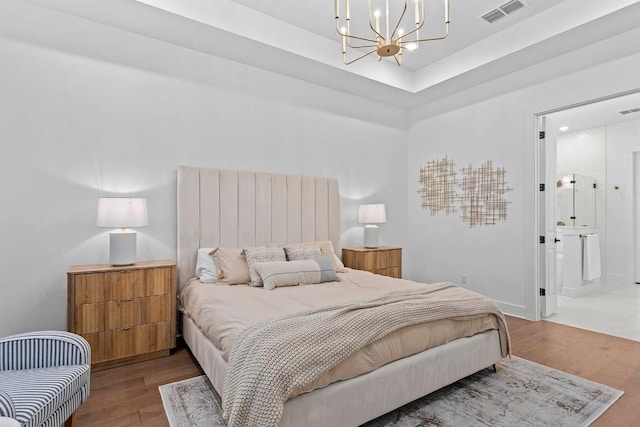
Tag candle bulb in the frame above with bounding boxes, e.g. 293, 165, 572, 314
415, 0, 420, 24
445, 0, 449, 23
335, 0, 339, 18
385, 0, 390, 40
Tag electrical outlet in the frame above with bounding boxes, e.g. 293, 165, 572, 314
461, 274, 468, 284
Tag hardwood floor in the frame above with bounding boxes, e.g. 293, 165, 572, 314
77, 343, 202, 426
507, 316, 640, 426
78, 316, 640, 426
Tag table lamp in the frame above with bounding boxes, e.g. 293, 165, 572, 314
97, 197, 149, 265
358, 204, 386, 248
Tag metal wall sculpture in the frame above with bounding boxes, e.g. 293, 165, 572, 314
418, 157, 512, 227
418, 156, 458, 216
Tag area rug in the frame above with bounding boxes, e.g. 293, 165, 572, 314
159, 356, 622, 427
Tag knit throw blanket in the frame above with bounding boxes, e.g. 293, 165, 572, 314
222, 283, 510, 427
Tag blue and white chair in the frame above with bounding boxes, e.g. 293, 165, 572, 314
0, 331, 90, 427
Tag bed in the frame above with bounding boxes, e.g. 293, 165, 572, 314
176, 166, 509, 427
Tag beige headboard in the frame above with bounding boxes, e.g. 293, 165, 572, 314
177, 166, 341, 286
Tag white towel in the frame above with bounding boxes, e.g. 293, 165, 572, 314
582, 234, 601, 281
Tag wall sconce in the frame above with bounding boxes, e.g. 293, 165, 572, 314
358, 204, 386, 248
97, 197, 149, 265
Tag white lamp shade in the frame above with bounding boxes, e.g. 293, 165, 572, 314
97, 198, 149, 228
357, 204, 386, 224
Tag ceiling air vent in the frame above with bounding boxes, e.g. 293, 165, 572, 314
500, 0, 526, 15
481, 9, 506, 24
481, 0, 527, 24
620, 108, 640, 115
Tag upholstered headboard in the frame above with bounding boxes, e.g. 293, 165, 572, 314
176, 166, 341, 287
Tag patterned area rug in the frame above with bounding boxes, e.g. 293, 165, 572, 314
159, 356, 622, 427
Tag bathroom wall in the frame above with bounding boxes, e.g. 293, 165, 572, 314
606, 119, 640, 282
556, 127, 607, 277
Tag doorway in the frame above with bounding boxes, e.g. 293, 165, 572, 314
537, 90, 640, 341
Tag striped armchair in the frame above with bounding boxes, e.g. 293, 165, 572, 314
0, 331, 90, 427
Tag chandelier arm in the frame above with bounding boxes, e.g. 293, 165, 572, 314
393, 54, 401, 66
398, 0, 449, 44
344, 33, 380, 44
348, 42, 379, 49
390, 0, 409, 41
336, 21, 379, 44
368, 20, 385, 41
400, 23, 449, 44
368, 22, 385, 40
396, 17, 426, 40
343, 48, 378, 65
345, 20, 358, 49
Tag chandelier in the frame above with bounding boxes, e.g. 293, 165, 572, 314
335, 0, 450, 66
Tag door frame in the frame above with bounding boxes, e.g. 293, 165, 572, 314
632, 151, 640, 285
534, 88, 640, 321
534, 114, 559, 319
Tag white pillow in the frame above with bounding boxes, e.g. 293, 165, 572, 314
195, 248, 218, 284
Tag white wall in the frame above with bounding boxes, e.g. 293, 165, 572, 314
0, 24, 408, 335
606, 119, 640, 281
407, 96, 528, 316
406, 51, 640, 319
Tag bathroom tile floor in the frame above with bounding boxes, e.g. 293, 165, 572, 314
546, 278, 640, 341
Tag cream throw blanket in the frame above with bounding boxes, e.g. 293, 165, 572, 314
222, 283, 510, 427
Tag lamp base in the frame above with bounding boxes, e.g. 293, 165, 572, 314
110, 229, 137, 266
363, 225, 379, 248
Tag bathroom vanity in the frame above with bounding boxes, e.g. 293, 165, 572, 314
556, 226, 602, 297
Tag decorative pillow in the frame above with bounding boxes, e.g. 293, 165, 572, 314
285, 240, 346, 272
284, 246, 322, 261
255, 256, 340, 290
244, 246, 287, 287
212, 247, 250, 285
195, 248, 218, 284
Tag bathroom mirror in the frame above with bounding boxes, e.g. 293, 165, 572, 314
556, 173, 596, 227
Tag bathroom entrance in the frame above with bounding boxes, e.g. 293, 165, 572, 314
537, 90, 640, 340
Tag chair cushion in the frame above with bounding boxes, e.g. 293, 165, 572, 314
0, 365, 89, 427
0, 390, 16, 418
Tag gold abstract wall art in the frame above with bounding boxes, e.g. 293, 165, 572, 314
418, 157, 512, 227
458, 160, 512, 227
418, 156, 458, 216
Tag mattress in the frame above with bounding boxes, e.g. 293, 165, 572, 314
179, 268, 499, 397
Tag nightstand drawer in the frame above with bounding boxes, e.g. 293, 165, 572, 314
83, 321, 171, 364
74, 267, 173, 304
74, 270, 144, 304
75, 294, 172, 334
342, 247, 402, 279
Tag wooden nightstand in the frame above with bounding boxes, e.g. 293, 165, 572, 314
342, 246, 402, 278
67, 260, 176, 370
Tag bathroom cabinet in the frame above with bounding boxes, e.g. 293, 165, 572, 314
557, 227, 601, 297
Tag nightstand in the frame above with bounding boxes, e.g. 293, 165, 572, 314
67, 260, 176, 370
342, 246, 402, 278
